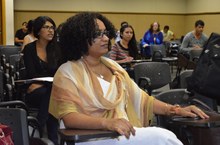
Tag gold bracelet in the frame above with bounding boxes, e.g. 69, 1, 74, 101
165, 104, 181, 116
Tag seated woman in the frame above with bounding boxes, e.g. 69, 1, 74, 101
21, 19, 37, 50
109, 24, 138, 64
141, 22, 163, 58
49, 12, 208, 145
22, 16, 62, 145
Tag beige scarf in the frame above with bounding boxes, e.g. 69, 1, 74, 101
49, 57, 154, 127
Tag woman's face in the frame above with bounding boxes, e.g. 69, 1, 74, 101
152, 22, 159, 32
88, 19, 109, 58
121, 27, 133, 42
39, 21, 55, 41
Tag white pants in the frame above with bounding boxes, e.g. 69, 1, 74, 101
76, 126, 183, 145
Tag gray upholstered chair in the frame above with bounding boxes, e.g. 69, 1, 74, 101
133, 62, 171, 96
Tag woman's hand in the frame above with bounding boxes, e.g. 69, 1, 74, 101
123, 56, 133, 63
176, 105, 209, 119
143, 44, 149, 48
101, 118, 136, 139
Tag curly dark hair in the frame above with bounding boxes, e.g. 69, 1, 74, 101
60, 12, 116, 61
120, 24, 138, 59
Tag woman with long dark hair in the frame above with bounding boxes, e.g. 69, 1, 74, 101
22, 16, 62, 145
109, 24, 138, 63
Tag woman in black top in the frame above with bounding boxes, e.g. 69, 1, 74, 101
22, 16, 62, 145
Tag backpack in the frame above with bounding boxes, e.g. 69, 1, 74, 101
187, 32, 220, 101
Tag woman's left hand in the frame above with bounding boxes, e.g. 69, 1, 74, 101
176, 105, 209, 119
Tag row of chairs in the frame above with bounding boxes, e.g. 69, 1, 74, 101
0, 45, 51, 144
0, 43, 213, 144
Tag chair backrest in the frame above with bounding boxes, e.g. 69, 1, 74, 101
176, 54, 196, 77
189, 49, 202, 61
150, 44, 166, 57
9, 54, 22, 71
179, 70, 193, 88
0, 108, 29, 145
0, 45, 21, 63
133, 62, 171, 94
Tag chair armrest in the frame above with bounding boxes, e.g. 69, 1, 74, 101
27, 116, 43, 138
59, 129, 120, 145
0, 100, 28, 112
138, 77, 151, 94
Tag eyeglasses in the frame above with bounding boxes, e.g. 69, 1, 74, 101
42, 25, 55, 31
94, 30, 110, 38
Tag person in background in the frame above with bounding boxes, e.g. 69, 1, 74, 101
15, 21, 28, 46
22, 16, 62, 145
21, 19, 37, 50
49, 12, 208, 145
109, 24, 138, 64
141, 22, 163, 58
161, 25, 176, 42
56, 22, 65, 43
115, 21, 128, 42
180, 20, 208, 54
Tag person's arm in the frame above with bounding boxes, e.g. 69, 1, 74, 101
141, 31, 150, 48
180, 34, 193, 52
115, 57, 133, 64
23, 44, 38, 78
15, 37, 24, 43
172, 31, 176, 40
21, 35, 31, 50
156, 32, 163, 44
14, 30, 24, 43
152, 99, 209, 119
23, 43, 43, 92
109, 43, 133, 64
62, 112, 135, 139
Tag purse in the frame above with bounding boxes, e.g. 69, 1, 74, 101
0, 124, 14, 145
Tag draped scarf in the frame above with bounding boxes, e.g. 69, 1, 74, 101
49, 57, 154, 127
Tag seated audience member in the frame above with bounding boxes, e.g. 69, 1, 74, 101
180, 20, 208, 55
23, 16, 62, 145
161, 25, 176, 42
141, 22, 163, 58
56, 22, 65, 43
15, 21, 28, 46
21, 19, 37, 50
109, 24, 138, 64
115, 21, 128, 42
49, 12, 208, 145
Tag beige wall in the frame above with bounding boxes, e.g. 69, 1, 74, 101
14, 11, 186, 40
184, 14, 220, 37
186, 0, 220, 13
14, 0, 187, 40
185, 0, 220, 37
14, 0, 186, 13
12, 0, 220, 43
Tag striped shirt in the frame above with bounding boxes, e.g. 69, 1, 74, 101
109, 41, 129, 60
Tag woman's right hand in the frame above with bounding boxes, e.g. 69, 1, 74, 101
101, 118, 136, 139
